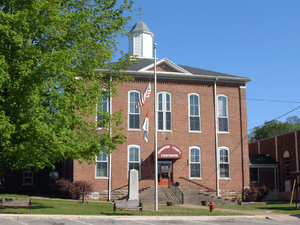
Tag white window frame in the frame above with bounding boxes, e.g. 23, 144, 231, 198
157, 91, 172, 131
189, 146, 201, 179
188, 93, 201, 132
95, 150, 109, 179
250, 167, 259, 183
128, 90, 141, 130
217, 95, 229, 133
23, 170, 33, 185
219, 147, 230, 179
127, 145, 141, 179
96, 91, 109, 129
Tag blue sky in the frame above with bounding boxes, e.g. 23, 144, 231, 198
115, 0, 300, 133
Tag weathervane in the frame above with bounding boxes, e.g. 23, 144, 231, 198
136, 6, 144, 21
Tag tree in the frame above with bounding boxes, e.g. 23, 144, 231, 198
286, 116, 300, 125
249, 116, 300, 142
0, 0, 134, 173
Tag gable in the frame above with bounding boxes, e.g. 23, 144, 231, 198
138, 58, 192, 75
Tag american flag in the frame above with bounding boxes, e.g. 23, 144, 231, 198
135, 83, 151, 108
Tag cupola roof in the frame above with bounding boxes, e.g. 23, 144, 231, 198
129, 20, 151, 33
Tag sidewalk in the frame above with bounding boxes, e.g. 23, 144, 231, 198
179, 204, 300, 221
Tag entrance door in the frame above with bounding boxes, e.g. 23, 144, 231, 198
159, 164, 171, 186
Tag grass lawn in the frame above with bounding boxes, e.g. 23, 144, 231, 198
0, 194, 243, 216
216, 203, 300, 215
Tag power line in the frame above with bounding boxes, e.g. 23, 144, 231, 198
247, 98, 300, 104
248, 105, 300, 132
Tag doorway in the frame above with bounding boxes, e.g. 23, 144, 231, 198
158, 160, 173, 186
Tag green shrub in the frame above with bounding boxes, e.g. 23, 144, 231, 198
166, 201, 173, 206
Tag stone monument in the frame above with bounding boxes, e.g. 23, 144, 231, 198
129, 169, 139, 200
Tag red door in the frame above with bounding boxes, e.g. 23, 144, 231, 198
159, 164, 170, 186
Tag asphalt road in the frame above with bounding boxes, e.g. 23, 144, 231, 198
1, 219, 300, 225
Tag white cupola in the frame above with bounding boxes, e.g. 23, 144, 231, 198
128, 19, 154, 58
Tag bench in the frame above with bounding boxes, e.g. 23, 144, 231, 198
113, 199, 143, 214
1, 198, 31, 210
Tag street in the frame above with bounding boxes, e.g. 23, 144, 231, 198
0, 218, 299, 225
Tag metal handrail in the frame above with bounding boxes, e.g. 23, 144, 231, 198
169, 185, 184, 204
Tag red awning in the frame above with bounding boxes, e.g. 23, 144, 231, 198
157, 144, 182, 159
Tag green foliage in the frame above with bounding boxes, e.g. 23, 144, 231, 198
0, 0, 134, 173
249, 116, 300, 142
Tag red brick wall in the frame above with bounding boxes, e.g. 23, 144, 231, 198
248, 130, 300, 193
73, 78, 249, 195
249, 142, 259, 155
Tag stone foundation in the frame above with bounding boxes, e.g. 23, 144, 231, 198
87, 190, 128, 201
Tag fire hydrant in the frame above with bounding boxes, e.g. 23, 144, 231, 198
208, 201, 215, 212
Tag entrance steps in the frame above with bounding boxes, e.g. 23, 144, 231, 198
139, 186, 238, 205
139, 186, 181, 205
179, 186, 238, 205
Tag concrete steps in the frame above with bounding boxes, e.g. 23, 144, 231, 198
139, 186, 238, 206
139, 186, 182, 205
179, 186, 238, 205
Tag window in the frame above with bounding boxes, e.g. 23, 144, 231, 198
189, 94, 200, 131
189, 147, 201, 178
158, 92, 171, 131
219, 148, 230, 178
97, 92, 109, 128
49, 171, 59, 185
218, 95, 229, 132
96, 150, 108, 178
128, 145, 140, 178
250, 168, 259, 183
128, 91, 140, 129
284, 157, 290, 181
23, 171, 33, 185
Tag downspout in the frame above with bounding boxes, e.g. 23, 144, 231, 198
295, 131, 299, 193
214, 78, 220, 196
239, 86, 245, 201
108, 75, 112, 201
275, 166, 278, 200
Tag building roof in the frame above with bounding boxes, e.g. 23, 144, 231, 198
129, 20, 151, 33
96, 58, 252, 84
249, 154, 278, 165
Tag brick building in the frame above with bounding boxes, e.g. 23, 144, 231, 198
72, 20, 251, 199
1, 20, 252, 200
249, 129, 300, 200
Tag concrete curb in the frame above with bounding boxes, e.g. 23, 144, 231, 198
0, 214, 268, 220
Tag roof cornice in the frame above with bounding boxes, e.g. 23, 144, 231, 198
94, 68, 252, 84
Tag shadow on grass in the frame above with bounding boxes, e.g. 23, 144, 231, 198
291, 214, 300, 219
0, 202, 54, 214
260, 206, 300, 211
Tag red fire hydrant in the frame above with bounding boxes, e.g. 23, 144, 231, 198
208, 201, 216, 212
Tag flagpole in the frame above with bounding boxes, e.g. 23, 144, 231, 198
154, 43, 158, 211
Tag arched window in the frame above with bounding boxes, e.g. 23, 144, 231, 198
189, 146, 201, 178
128, 90, 140, 129
217, 95, 229, 132
158, 92, 171, 131
128, 145, 141, 178
188, 94, 201, 132
219, 147, 230, 178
